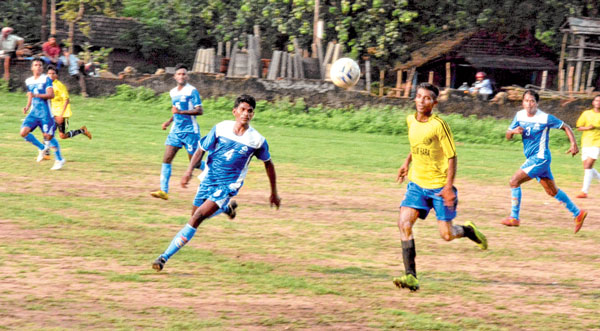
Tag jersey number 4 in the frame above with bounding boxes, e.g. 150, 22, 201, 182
223, 149, 235, 161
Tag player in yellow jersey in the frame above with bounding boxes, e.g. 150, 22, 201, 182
47, 66, 92, 141
575, 95, 600, 198
393, 83, 487, 292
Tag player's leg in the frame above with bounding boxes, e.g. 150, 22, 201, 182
502, 168, 532, 226
151, 144, 179, 200
20, 119, 50, 162
44, 121, 65, 170
578, 147, 599, 198
539, 177, 587, 233
393, 206, 420, 291
152, 196, 220, 271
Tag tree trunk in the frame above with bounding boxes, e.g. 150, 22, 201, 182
68, 1, 85, 53
41, 0, 47, 41
50, 0, 56, 35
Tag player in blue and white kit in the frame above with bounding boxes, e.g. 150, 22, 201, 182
502, 89, 587, 233
20, 59, 65, 170
152, 94, 281, 271
151, 64, 203, 200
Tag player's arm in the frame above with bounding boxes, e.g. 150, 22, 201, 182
23, 92, 33, 114
506, 126, 523, 140
59, 97, 70, 118
438, 156, 457, 207
33, 87, 54, 100
264, 159, 281, 209
181, 147, 205, 188
576, 125, 594, 131
161, 116, 173, 130
561, 123, 579, 156
172, 105, 203, 116
396, 153, 412, 184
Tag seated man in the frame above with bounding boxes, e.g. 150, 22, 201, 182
1, 27, 24, 81
59, 48, 88, 97
469, 71, 493, 100
41, 35, 62, 69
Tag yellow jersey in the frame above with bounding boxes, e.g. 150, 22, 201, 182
406, 113, 456, 189
576, 109, 600, 148
50, 79, 72, 118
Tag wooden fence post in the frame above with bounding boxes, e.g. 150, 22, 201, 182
365, 59, 371, 93
541, 70, 548, 90
445, 62, 451, 89
379, 69, 385, 97
396, 70, 402, 97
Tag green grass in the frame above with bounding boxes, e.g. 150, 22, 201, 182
0, 90, 598, 329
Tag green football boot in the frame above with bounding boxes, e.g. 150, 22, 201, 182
393, 274, 420, 292
464, 221, 488, 250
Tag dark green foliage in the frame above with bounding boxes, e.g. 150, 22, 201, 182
1, 0, 40, 41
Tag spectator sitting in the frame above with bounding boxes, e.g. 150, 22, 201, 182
59, 48, 88, 97
41, 35, 63, 70
469, 71, 493, 100
1, 27, 24, 81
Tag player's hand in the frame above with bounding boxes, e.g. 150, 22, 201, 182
566, 144, 579, 157
181, 171, 192, 188
161, 121, 170, 130
270, 193, 281, 210
171, 106, 179, 114
512, 126, 524, 135
23, 107, 28, 114
396, 166, 409, 184
436, 186, 456, 208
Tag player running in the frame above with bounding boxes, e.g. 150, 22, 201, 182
151, 64, 203, 200
152, 94, 281, 272
393, 83, 487, 292
575, 95, 600, 198
47, 66, 92, 140
20, 58, 64, 170
502, 89, 587, 233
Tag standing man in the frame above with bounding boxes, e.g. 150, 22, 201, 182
47, 66, 92, 140
152, 94, 281, 272
59, 48, 88, 97
150, 64, 203, 200
394, 83, 487, 292
575, 95, 600, 198
502, 89, 587, 233
21, 58, 65, 170
1, 27, 24, 81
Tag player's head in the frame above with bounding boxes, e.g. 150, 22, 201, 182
1, 27, 13, 38
592, 95, 600, 110
47, 65, 58, 81
48, 35, 57, 44
31, 58, 44, 76
415, 83, 439, 114
475, 71, 486, 80
174, 63, 188, 86
233, 94, 256, 125
522, 89, 539, 113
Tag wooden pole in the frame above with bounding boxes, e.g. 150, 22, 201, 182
332, 43, 341, 63
316, 41, 324, 79
365, 59, 371, 93
587, 59, 595, 90
50, 0, 56, 35
379, 69, 385, 97
580, 72, 586, 92
292, 39, 304, 79
568, 65, 575, 97
287, 53, 293, 78
396, 70, 402, 97
225, 41, 231, 58
574, 36, 585, 91
267, 51, 281, 80
253, 25, 262, 78
558, 33, 568, 92
313, 0, 320, 47
428, 71, 434, 84
227, 40, 238, 77
41, 0, 48, 41
445, 62, 451, 89
541, 70, 548, 90
404, 67, 416, 98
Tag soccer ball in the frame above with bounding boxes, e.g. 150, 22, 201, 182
330, 58, 360, 89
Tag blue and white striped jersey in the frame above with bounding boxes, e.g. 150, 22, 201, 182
169, 83, 202, 134
25, 74, 53, 119
509, 109, 564, 160
199, 120, 270, 189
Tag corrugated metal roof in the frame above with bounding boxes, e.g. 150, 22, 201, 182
56, 15, 139, 49
563, 17, 600, 35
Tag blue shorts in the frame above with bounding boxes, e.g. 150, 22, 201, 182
22, 114, 56, 136
521, 157, 553, 181
400, 181, 457, 221
193, 183, 238, 208
165, 132, 200, 155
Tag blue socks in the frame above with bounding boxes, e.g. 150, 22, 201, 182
24, 133, 45, 150
554, 189, 580, 217
49, 137, 63, 161
161, 224, 196, 260
160, 163, 172, 193
510, 187, 521, 219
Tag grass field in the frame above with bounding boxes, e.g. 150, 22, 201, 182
1, 91, 599, 330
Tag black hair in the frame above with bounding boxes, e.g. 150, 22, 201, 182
31, 57, 43, 65
49, 34, 56, 39
416, 82, 439, 99
234, 94, 256, 109
593, 95, 600, 102
523, 89, 539, 102
175, 63, 188, 71
46, 64, 57, 73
